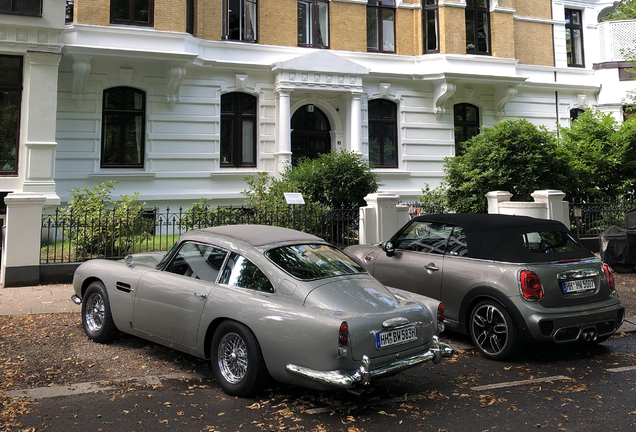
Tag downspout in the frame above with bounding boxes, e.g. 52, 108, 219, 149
555, 71, 560, 137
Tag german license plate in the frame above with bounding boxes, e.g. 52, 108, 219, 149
375, 325, 417, 348
562, 278, 595, 293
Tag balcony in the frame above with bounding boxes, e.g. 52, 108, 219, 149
597, 19, 636, 62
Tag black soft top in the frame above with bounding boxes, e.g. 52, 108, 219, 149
399, 214, 594, 263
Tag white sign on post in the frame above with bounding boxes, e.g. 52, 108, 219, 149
284, 193, 305, 205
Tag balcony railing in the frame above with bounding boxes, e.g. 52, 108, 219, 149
598, 19, 636, 62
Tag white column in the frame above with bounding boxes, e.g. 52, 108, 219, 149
531, 190, 569, 226
350, 92, 362, 156
22, 51, 62, 205
359, 193, 402, 244
485, 190, 513, 214
276, 89, 292, 175
1, 192, 47, 287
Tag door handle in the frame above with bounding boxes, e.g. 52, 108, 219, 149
194, 293, 207, 299
424, 263, 439, 272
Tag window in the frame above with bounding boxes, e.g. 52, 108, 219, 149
465, 0, 490, 55
394, 221, 453, 255
164, 242, 228, 283
625, 105, 636, 121
65, 0, 74, 23
223, 0, 257, 42
111, 0, 153, 25
522, 231, 580, 254
221, 92, 257, 168
453, 103, 480, 156
220, 252, 273, 292
101, 87, 146, 168
0, 55, 22, 175
0, 0, 42, 16
367, 0, 395, 53
267, 244, 365, 280
565, 9, 584, 67
368, 99, 398, 168
186, 0, 194, 34
423, 0, 439, 53
570, 108, 584, 122
298, 0, 329, 48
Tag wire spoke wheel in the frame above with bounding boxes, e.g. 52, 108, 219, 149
471, 303, 509, 357
85, 292, 106, 333
218, 332, 249, 384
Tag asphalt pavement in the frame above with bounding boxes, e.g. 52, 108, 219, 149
1, 283, 635, 334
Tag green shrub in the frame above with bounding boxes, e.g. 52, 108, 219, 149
418, 184, 450, 214
60, 181, 150, 258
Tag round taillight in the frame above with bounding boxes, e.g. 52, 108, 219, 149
520, 270, 543, 300
437, 303, 445, 322
603, 263, 615, 290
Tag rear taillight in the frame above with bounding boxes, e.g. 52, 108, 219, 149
338, 321, 349, 357
437, 303, 445, 333
603, 263, 615, 290
520, 270, 544, 300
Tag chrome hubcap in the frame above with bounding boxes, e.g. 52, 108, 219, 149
471, 304, 508, 356
218, 332, 248, 384
85, 292, 105, 333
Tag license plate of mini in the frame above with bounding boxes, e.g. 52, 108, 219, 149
375, 325, 417, 348
562, 278, 595, 293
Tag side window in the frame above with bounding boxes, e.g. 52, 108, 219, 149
368, 99, 398, 168
298, 0, 329, 48
0, 55, 22, 176
447, 227, 468, 257
423, 0, 439, 54
164, 242, 227, 283
394, 221, 451, 255
220, 252, 274, 292
565, 8, 584, 67
454, 103, 480, 156
465, 0, 490, 55
101, 87, 146, 168
367, 0, 396, 53
223, 0, 257, 42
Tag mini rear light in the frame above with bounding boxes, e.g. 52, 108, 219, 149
520, 270, 543, 300
338, 321, 349, 357
603, 263, 615, 290
437, 303, 445, 322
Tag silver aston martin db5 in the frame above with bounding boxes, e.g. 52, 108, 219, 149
72, 225, 453, 397
345, 214, 625, 361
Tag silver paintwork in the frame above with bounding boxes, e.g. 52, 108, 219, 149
72, 225, 452, 391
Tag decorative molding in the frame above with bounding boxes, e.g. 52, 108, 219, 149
433, 82, 456, 120
439, 1, 466, 8
494, 85, 518, 120
235, 74, 248, 90
120, 67, 134, 86
379, 83, 391, 98
71, 55, 92, 108
513, 15, 562, 25
577, 94, 587, 108
166, 62, 187, 111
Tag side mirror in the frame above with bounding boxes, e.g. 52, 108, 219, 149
384, 241, 395, 257
124, 255, 134, 267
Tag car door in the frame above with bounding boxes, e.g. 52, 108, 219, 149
372, 221, 453, 301
133, 242, 227, 348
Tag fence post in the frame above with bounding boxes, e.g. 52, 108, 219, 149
486, 191, 513, 214
359, 193, 405, 245
531, 190, 569, 226
1, 193, 47, 287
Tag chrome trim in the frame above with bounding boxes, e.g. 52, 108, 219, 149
382, 317, 409, 329
71, 294, 82, 305
557, 268, 599, 281
285, 336, 454, 389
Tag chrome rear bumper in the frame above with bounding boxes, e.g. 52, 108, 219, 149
285, 336, 454, 389
71, 294, 82, 305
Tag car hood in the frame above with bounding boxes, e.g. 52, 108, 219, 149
303, 275, 402, 313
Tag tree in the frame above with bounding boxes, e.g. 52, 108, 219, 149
600, 0, 636, 21
443, 119, 572, 213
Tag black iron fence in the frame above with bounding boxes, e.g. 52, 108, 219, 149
41, 204, 359, 264
569, 201, 636, 239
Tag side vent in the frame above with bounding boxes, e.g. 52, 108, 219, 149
116, 282, 132, 293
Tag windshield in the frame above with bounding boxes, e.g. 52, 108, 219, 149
267, 244, 366, 280
522, 231, 581, 254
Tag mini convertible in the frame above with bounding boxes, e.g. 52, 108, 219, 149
72, 225, 453, 397
345, 214, 625, 361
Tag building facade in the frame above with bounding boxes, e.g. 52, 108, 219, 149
3, 0, 634, 212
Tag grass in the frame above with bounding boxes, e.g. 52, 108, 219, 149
40, 234, 179, 263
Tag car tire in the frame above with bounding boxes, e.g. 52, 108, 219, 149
211, 320, 269, 397
81, 281, 118, 343
469, 300, 522, 361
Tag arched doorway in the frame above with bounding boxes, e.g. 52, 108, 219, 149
291, 105, 331, 165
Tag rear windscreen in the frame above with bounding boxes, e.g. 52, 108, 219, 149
522, 231, 581, 254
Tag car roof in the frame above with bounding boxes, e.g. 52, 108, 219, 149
196, 224, 326, 247
405, 213, 594, 263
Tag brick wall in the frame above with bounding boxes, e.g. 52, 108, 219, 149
396, 7, 421, 56
515, 21, 554, 66
491, 11, 514, 59
259, 0, 296, 47
514, 0, 552, 20
155, 0, 185, 32
439, 4, 465, 55
197, 0, 222, 41
75, 0, 109, 26
330, 1, 366, 53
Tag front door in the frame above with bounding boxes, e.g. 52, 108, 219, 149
291, 105, 331, 165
